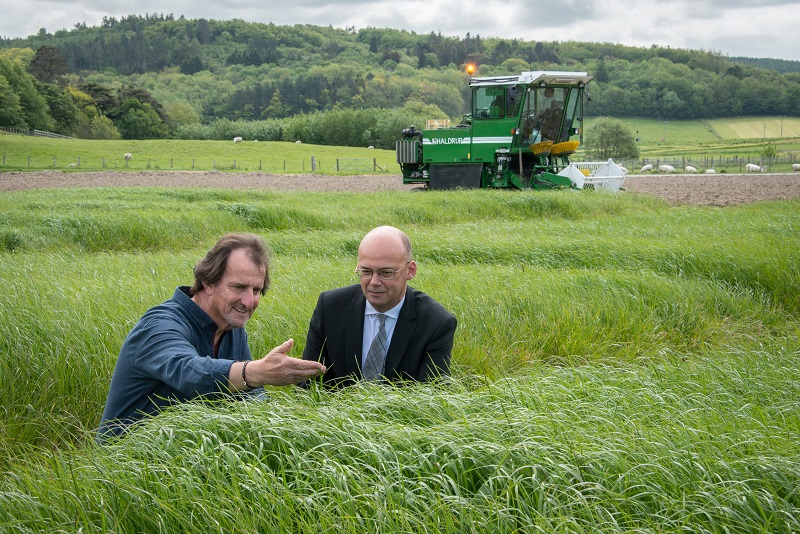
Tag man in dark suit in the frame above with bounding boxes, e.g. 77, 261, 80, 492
302, 226, 456, 387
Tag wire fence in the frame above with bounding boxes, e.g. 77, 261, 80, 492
0, 126, 71, 139
4, 153, 798, 174
336, 158, 387, 173
0, 155, 395, 174
617, 154, 800, 173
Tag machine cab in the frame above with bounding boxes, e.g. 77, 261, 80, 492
470, 71, 592, 151
522, 86, 573, 145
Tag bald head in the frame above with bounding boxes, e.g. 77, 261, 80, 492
357, 226, 416, 312
358, 226, 412, 260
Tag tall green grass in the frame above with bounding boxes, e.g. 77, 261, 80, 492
2, 355, 798, 532
1, 187, 798, 531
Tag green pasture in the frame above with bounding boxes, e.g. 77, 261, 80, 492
598, 117, 720, 145
1, 184, 798, 532
584, 116, 800, 169
3, 115, 800, 174
594, 116, 800, 146
0, 136, 399, 174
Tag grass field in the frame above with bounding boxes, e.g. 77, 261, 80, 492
2, 116, 800, 173
0, 136, 397, 173
1, 185, 798, 532
600, 116, 800, 144
709, 116, 800, 140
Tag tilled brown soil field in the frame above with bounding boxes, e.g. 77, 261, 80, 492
1, 170, 799, 206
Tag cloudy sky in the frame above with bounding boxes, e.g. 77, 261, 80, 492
4, 0, 799, 61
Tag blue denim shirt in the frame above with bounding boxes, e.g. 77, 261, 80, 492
98, 286, 255, 440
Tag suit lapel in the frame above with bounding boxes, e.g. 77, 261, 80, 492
384, 287, 416, 374
344, 287, 366, 377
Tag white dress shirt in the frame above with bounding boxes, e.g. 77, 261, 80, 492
361, 298, 404, 368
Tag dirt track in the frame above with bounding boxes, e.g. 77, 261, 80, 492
1, 170, 799, 206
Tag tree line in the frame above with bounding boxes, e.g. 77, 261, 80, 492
1, 14, 799, 146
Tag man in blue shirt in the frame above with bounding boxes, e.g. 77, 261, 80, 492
98, 233, 326, 440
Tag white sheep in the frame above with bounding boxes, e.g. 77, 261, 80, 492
792, 163, 800, 172
745, 163, 764, 172
658, 164, 675, 173
233, 137, 243, 143
368, 146, 374, 149
296, 140, 302, 144
68, 163, 77, 167
124, 153, 132, 161
705, 168, 716, 174
618, 166, 629, 174
640, 164, 653, 173
684, 165, 697, 173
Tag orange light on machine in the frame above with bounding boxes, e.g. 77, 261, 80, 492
466, 64, 475, 76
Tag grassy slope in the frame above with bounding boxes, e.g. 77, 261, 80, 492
595, 116, 800, 144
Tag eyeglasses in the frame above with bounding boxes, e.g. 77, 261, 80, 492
355, 261, 411, 280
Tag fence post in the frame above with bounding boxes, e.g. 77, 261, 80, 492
374, 158, 377, 171
28, 156, 31, 167
170, 159, 173, 169
77, 156, 80, 168
311, 156, 316, 172
102, 157, 106, 168
53, 156, 56, 167
192, 159, 195, 169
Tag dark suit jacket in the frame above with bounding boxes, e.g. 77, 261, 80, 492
301, 284, 456, 387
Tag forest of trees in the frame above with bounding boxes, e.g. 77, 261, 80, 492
2, 13, 799, 147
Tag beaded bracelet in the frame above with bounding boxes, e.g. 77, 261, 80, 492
242, 360, 251, 389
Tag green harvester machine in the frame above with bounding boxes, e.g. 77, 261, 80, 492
396, 69, 625, 191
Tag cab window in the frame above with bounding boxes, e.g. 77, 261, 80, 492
474, 87, 505, 119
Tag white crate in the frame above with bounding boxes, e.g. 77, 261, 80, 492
559, 159, 626, 191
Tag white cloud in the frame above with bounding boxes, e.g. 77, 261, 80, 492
2, 0, 799, 61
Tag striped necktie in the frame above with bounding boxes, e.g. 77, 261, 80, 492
363, 314, 387, 380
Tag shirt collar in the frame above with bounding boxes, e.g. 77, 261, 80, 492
175, 286, 218, 331
365, 296, 405, 321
